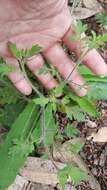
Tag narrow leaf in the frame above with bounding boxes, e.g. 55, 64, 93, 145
43, 103, 57, 146
0, 102, 39, 189
33, 97, 49, 106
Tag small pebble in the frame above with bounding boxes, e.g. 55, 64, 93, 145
91, 168, 97, 176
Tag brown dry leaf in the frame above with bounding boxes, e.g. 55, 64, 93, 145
71, 0, 103, 19
88, 127, 107, 142
19, 138, 101, 190
20, 157, 65, 186
83, 0, 103, 11
72, 7, 102, 19
7, 175, 29, 190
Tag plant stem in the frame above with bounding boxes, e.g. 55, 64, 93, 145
41, 106, 59, 170
64, 50, 89, 83
20, 59, 43, 97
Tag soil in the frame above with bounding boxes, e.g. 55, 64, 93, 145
54, 101, 107, 190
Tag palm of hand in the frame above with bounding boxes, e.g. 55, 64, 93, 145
0, 0, 107, 96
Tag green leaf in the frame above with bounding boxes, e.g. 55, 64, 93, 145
58, 165, 87, 188
0, 64, 13, 75
53, 84, 64, 97
0, 57, 15, 76
8, 42, 22, 60
27, 45, 42, 57
95, 12, 107, 27
81, 75, 107, 82
75, 21, 87, 34
70, 140, 84, 154
0, 102, 26, 128
65, 65, 107, 101
69, 92, 99, 117
0, 79, 20, 105
33, 97, 49, 106
69, 166, 87, 185
8, 42, 42, 60
58, 166, 68, 189
0, 102, 39, 189
32, 120, 42, 145
88, 32, 107, 49
43, 103, 57, 146
78, 65, 93, 75
38, 66, 49, 75
88, 82, 107, 100
64, 124, 79, 138
79, 64, 107, 83
66, 105, 85, 122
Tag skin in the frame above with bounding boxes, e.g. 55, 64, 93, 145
0, 0, 107, 96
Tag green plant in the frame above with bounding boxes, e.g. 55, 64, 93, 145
95, 12, 107, 27
70, 0, 81, 14
0, 102, 40, 189
0, 20, 107, 189
58, 165, 87, 189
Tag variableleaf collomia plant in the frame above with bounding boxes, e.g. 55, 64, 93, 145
0, 19, 107, 189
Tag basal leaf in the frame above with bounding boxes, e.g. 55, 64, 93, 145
0, 102, 39, 189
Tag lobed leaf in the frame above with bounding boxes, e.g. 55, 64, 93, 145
58, 165, 87, 189
69, 92, 99, 117
64, 124, 79, 138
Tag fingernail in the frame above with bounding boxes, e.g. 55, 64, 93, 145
78, 88, 87, 97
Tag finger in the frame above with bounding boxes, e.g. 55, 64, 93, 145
6, 57, 32, 95
63, 28, 107, 76
27, 54, 58, 89
43, 43, 87, 97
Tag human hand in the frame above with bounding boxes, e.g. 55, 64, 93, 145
0, 0, 107, 96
